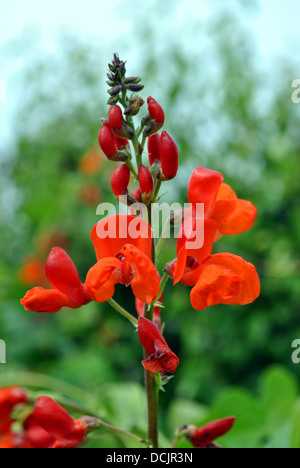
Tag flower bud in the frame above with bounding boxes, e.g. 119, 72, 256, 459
132, 188, 142, 202
98, 123, 117, 160
108, 85, 122, 96
138, 164, 153, 203
107, 95, 119, 106
179, 417, 236, 448
128, 83, 144, 92
108, 105, 123, 130
148, 134, 161, 166
159, 131, 178, 180
124, 76, 141, 84
33, 396, 86, 447
147, 97, 165, 124
111, 164, 131, 197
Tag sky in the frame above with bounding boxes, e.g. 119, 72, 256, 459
0, 0, 299, 144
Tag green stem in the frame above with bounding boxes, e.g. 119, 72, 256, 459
126, 158, 138, 178
107, 299, 138, 327
155, 217, 171, 258
152, 180, 162, 202
154, 272, 169, 303
89, 419, 147, 445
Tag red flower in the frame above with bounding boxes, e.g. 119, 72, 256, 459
33, 397, 86, 448
86, 215, 160, 304
135, 273, 163, 328
138, 316, 179, 375
169, 218, 260, 310
188, 167, 257, 238
147, 97, 165, 124
148, 133, 161, 166
21, 248, 91, 313
186, 417, 236, 448
0, 387, 28, 435
160, 131, 178, 180
111, 164, 131, 197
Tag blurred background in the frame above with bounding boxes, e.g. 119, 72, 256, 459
0, 0, 300, 448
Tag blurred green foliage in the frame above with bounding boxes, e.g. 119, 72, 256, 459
0, 6, 300, 448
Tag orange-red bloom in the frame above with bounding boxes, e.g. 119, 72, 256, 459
86, 215, 159, 304
20, 248, 91, 313
183, 417, 236, 448
188, 167, 257, 238
138, 316, 179, 375
169, 218, 260, 310
33, 396, 87, 448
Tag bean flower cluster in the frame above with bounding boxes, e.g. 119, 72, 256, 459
3, 54, 261, 448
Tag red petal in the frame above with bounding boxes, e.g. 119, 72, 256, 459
138, 316, 167, 355
188, 167, 224, 218
204, 253, 260, 305
120, 244, 159, 303
191, 417, 236, 447
20, 287, 77, 313
85, 258, 122, 303
91, 215, 152, 261
34, 397, 86, 446
212, 199, 257, 235
173, 219, 217, 285
45, 248, 90, 306
190, 263, 242, 310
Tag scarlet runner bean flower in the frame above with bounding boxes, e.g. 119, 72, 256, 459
0, 387, 28, 434
111, 164, 131, 197
188, 167, 257, 239
167, 218, 260, 310
114, 133, 129, 150
86, 215, 160, 304
135, 272, 163, 328
180, 417, 236, 448
138, 316, 179, 375
0, 432, 30, 449
33, 396, 87, 448
20, 248, 91, 313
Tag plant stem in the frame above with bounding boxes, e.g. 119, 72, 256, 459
154, 272, 169, 303
107, 299, 138, 327
143, 205, 159, 448
90, 419, 148, 445
155, 217, 171, 258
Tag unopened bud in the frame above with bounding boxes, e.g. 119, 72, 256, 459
128, 83, 144, 92
147, 96, 165, 124
108, 85, 122, 96
138, 164, 153, 204
124, 76, 141, 84
108, 105, 123, 131
111, 164, 131, 197
159, 131, 178, 180
107, 95, 119, 106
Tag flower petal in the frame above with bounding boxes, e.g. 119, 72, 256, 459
120, 244, 160, 304
45, 248, 90, 306
173, 219, 217, 285
85, 258, 122, 303
20, 287, 77, 313
212, 199, 257, 235
138, 316, 167, 355
91, 215, 152, 261
216, 182, 237, 201
190, 264, 242, 310
188, 167, 224, 217
204, 253, 260, 305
